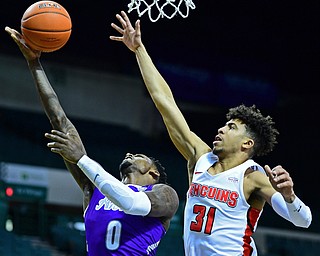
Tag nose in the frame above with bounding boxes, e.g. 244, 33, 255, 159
125, 153, 133, 157
218, 126, 224, 134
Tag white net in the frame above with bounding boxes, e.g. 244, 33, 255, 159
128, 0, 196, 22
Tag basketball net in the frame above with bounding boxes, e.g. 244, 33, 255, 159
128, 0, 196, 22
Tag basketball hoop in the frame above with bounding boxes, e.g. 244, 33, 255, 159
127, 0, 196, 22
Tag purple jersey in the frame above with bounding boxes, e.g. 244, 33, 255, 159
84, 185, 166, 256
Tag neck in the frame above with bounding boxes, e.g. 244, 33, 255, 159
215, 154, 249, 173
121, 175, 134, 185
122, 175, 148, 186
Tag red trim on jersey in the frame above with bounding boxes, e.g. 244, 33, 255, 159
243, 207, 261, 256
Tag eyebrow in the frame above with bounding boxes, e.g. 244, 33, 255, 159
135, 154, 154, 166
135, 154, 148, 159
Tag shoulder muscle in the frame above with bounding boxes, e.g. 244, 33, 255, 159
146, 184, 179, 218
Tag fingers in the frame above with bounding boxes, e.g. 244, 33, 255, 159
264, 164, 272, 176
113, 11, 135, 32
116, 12, 127, 29
46, 141, 65, 158
44, 130, 69, 143
5, 26, 22, 41
109, 35, 123, 41
5, 26, 19, 42
110, 22, 124, 41
265, 165, 293, 190
120, 10, 133, 29
271, 165, 285, 180
47, 141, 61, 150
5, 26, 15, 34
46, 129, 68, 138
45, 131, 67, 154
265, 164, 282, 178
136, 20, 141, 34
5, 26, 31, 52
5, 26, 12, 34
109, 12, 127, 41
111, 23, 124, 34
276, 179, 293, 189
51, 129, 69, 138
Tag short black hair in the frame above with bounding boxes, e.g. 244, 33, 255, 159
149, 157, 168, 184
226, 104, 279, 157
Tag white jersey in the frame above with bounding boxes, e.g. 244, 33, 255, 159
184, 152, 265, 256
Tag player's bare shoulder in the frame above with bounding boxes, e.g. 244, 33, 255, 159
146, 184, 179, 219
244, 167, 269, 187
243, 168, 269, 197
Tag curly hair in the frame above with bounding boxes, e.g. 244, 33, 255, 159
226, 104, 279, 157
149, 156, 168, 185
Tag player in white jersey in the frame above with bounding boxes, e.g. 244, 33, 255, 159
110, 11, 312, 256
184, 152, 265, 255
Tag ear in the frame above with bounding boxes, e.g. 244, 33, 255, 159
149, 168, 160, 181
242, 138, 254, 150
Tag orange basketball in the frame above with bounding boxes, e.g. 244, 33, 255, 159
21, 1, 72, 52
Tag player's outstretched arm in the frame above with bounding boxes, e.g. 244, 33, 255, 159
5, 26, 92, 194
5, 26, 67, 128
110, 12, 211, 172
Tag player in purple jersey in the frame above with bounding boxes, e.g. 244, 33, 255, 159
6, 26, 179, 256
45, 136, 179, 256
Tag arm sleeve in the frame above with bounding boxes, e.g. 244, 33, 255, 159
271, 192, 312, 228
77, 155, 151, 216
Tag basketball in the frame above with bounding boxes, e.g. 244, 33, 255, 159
21, 1, 72, 52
